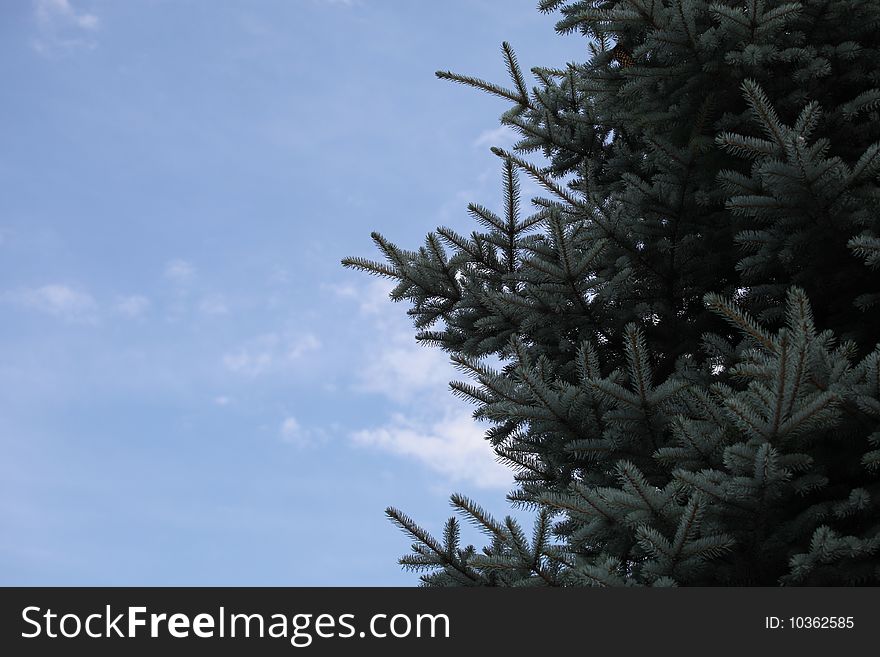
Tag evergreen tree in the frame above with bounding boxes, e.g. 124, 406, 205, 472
342, 0, 880, 585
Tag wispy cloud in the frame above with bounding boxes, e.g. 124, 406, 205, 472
473, 124, 517, 149
222, 332, 320, 377
325, 278, 395, 315
268, 266, 290, 285
354, 328, 451, 404
352, 407, 511, 489
351, 335, 509, 488
287, 334, 321, 359
115, 295, 150, 318
279, 416, 326, 447
313, 0, 361, 6
280, 416, 304, 443
32, 0, 100, 55
164, 259, 195, 284
12, 283, 97, 323
336, 278, 510, 489
198, 294, 229, 316
222, 336, 276, 376
35, 0, 99, 29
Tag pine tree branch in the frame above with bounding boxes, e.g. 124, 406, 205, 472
501, 41, 530, 107
435, 69, 530, 108
490, 146, 585, 209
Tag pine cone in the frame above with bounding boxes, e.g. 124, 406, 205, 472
610, 44, 634, 68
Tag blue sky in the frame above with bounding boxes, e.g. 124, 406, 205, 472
0, 0, 583, 585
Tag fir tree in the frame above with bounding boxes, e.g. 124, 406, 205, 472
343, 0, 880, 585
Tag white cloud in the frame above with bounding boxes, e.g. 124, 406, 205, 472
222, 332, 320, 376
214, 396, 232, 406
313, 0, 360, 6
326, 278, 395, 315
280, 415, 325, 447
280, 417, 305, 444
164, 259, 195, 284
115, 294, 150, 318
329, 277, 512, 489
359, 279, 397, 314
268, 266, 290, 285
14, 284, 97, 322
473, 125, 517, 149
333, 278, 451, 403
287, 333, 320, 359
351, 407, 511, 489
355, 330, 452, 404
198, 294, 229, 316
32, 0, 100, 55
35, 0, 99, 29
338, 281, 449, 400
222, 339, 274, 376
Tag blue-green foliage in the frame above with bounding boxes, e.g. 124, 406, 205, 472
343, 0, 880, 585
